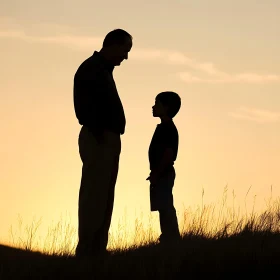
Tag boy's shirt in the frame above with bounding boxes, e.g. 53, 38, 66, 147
148, 120, 179, 173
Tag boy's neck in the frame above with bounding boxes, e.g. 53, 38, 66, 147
160, 116, 172, 123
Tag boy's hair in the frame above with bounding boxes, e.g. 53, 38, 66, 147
103, 29, 133, 48
156, 91, 181, 118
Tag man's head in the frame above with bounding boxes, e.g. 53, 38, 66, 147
100, 29, 133, 66
152, 91, 181, 119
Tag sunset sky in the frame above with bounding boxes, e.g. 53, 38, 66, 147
1, 0, 280, 247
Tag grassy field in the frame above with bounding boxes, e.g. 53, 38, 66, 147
1, 190, 280, 279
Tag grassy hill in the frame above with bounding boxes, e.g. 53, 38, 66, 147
1, 228, 280, 279
2, 191, 280, 279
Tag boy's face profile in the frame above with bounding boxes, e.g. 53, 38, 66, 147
152, 99, 168, 118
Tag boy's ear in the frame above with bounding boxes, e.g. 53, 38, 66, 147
164, 105, 170, 114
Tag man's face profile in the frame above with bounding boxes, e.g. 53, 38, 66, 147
111, 38, 132, 66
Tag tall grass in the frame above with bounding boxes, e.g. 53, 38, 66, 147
7, 187, 280, 256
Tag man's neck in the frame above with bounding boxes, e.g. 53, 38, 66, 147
96, 50, 114, 72
99, 49, 112, 63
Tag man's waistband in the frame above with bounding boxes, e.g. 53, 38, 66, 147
83, 125, 121, 137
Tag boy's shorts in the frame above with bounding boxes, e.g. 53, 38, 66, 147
150, 167, 176, 211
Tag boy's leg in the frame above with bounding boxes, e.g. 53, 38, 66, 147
159, 206, 180, 243
157, 169, 180, 243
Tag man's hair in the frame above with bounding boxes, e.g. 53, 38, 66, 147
156, 91, 181, 118
103, 29, 132, 48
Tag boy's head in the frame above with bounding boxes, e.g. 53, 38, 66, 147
152, 91, 181, 119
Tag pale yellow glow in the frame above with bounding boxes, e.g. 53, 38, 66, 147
1, 1, 280, 249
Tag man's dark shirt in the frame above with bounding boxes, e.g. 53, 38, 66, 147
74, 51, 126, 135
148, 120, 179, 173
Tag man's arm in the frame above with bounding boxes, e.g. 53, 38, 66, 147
74, 70, 109, 141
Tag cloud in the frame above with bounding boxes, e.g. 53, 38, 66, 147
178, 71, 280, 84
130, 48, 163, 61
0, 17, 103, 51
1, 18, 279, 84
229, 107, 280, 123
0, 29, 103, 52
39, 35, 102, 51
235, 73, 279, 83
177, 72, 204, 83
0, 30, 24, 39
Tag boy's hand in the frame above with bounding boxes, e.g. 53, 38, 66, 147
146, 171, 159, 185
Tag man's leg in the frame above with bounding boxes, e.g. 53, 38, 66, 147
76, 162, 101, 257
92, 154, 120, 252
76, 127, 121, 257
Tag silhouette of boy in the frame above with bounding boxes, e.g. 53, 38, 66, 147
147, 91, 181, 244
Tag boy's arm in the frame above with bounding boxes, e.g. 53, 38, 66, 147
147, 125, 177, 182
152, 148, 174, 176
153, 125, 177, 176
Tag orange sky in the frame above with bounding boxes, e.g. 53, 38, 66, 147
0, 0, 280, 248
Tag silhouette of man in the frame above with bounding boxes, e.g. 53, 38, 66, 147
73, 29, 133, 257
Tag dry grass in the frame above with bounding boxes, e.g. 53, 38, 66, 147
1, 188, 280, 279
